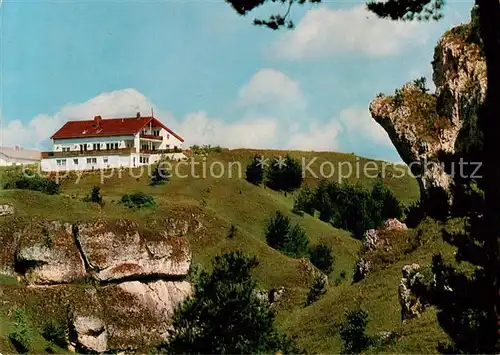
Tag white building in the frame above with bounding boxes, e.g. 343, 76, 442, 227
0, 146, 41, 166
41, 113, 185, 172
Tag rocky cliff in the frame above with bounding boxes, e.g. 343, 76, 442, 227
370, 11, 485, 197
0, 217, 200, 353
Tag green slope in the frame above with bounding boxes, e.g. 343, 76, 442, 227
0, 149, 452, 353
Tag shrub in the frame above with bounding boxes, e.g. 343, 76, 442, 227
265, 211, 291, 251
339, 309, 373, 354
245, 155, 264, 185
84, 186, 104, 206
228, 224, 237, 239
265, 211, 309, 258
121, 192, 155, 209
293, 187, 315, 216
266, 154, 303, 192
151, 163, 170, 185
283, 224, 309, 258
413, 76, 429, 93
309, 244, 334, 274
306, 276, 327, 306
393, 88, 404, 107
4, 174, 60, 195
158, 251, 302, 354
296, 179, 403, 238
42, 321, 67, 349
9, 308, 33, 353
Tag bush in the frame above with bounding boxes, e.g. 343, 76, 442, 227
84, 186, 104, 206
339, 309, 373, 354
413, 76, 429, 93
228, 224, 237, 239
151, 163, 170, 185
42, 321, 67, 349
158, 251, 302, 354
265, 211, 309, 258
9, 308, 33, 353
266, 154, 303, 192
4, 174, 60, 195
121, 192, 155, 209
309, 244, 334, 274
245, 154, 264, 186
306, 276, 327, 306
295, 179, 403, 238
293, 187, 315, 216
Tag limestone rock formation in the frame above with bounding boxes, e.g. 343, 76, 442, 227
71, 316, 108, 353
15, 221, 86, 284
398, 264, 427, 321
370, 15, 485, 197
0, 217, 196, 353
76, 219, 191, 282
0, 204, 14, 216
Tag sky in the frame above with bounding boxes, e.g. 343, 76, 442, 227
0, 0, 473, 162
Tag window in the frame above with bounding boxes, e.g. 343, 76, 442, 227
103, 157, 108, 164
167, 134, 170, 140
73, 158, 78, 165
87, 158, 92, 164
114, 143, 119, 149
86, 158, 97, 165
62, 147, 70, 152
56, 159, 66, 166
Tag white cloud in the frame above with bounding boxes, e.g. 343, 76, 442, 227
338, 107, 392, 147
0, 88, 156, 150
176, 111, 280, 149
272, 5, 428, 60
2, 88, 392, 157
286, 119, 342, 151
238, 68, 306, 110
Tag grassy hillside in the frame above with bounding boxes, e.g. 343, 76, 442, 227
0, 149, 454, 353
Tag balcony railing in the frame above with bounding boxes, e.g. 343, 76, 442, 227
140, 148, 182, 154
140, 133, 162, 141
41, 148, 135, 158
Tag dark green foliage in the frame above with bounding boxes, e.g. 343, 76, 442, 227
228, 224, 237, 239
42, 321, 67, 349
292, 186, 315, 216
151, 163, 170, 185
309, 244, 334, 274
120, 192, 155, 209
4, 174, 60, 195
159, 251, 302, 354
306, 276, 327, 306
413, 76, 429, 93
245, 154, 264, 185
84, 186, 104, 206
371, 178, 403, 221
367, 0, 444, 21
9, 308, 33, 353
305, 179, 402, 238
339, 309, 374, 354
265, 211, 309, 257
284, 224, 309, 258
266, 154, 303, 192
393, 88, 404, 107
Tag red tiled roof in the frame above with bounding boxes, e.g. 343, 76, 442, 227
51, 116, 184, 142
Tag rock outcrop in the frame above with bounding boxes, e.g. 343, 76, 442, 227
0, 204, 14, 216
370, 13, 485, 198
0, 217, 197, 353
398, 263, 428, 321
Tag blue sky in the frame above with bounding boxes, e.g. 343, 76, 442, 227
0, 0, 473, 161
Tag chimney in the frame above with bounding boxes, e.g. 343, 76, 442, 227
136, 112, 141, 119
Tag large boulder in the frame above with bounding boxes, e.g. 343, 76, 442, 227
71, 316, 108, 353
15, 221, 86, 284
75, 219, 191, 282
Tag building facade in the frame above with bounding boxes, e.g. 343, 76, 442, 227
41, 113, 185, 172
0, 146, 41, 166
